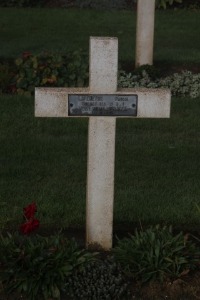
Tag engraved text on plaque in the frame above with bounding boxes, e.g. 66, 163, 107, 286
68, 94, 137, 116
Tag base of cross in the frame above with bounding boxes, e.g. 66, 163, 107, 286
35, 37, 171, 250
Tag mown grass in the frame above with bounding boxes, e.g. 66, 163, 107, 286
1, 8, 200, 231
0, 8, 200, 65
1, 95, 200, 230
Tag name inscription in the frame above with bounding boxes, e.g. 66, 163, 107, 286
68, 94, 137, 116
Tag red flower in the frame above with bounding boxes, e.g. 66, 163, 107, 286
23, 202, 37, 220
22, 51, 32, 59
20, 202, 40, 235
20, 219, 40, 235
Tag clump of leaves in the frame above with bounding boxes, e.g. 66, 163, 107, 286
133, 64, 162, 80
156, 0, 182, 9
118, 70, 200, 98
14, 50, 89, 96
0, 232, 95, 300
113, 225, 200, 283
63, 257, 130, 299
159, 71, 200, 98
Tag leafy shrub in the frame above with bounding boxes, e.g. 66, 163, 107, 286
0, 0, 45, 7
63, 258, 131, 299
0, 232, 95, 300
1, 0, 199, 9
118, 70, 200, 98
156, 0, 182, 9
133, 64, 162, 80
0, 0, 137, 9
159, 71, 200, 98
118, 70, 161, 89
113, 225, 200, 283
174, 0, 200, 9
14, 50, 89, 96
71, 0, 136, 10
2, 51, 200, 98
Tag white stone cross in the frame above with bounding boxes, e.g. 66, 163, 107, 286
35, 37, 171, 250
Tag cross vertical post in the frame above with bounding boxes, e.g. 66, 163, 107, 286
86, 37, 118, 250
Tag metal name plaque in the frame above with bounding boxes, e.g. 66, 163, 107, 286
68, 94, 137, 116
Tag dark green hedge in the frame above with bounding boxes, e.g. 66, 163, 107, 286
0, 50, 89, 95
0, 0, 46, 7
1, 0, 199, 9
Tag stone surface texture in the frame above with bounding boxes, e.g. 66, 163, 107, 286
35, 87, 170, 119
35, 36, 171, 251
89, 37, 118, 93
87, 116, 116, 250
86, 37, 118, 250
135, 0, 155, 67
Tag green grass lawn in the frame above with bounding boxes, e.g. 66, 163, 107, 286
1, 8, 200, 231
0, 8, 200, 65
1, 95, 200, 231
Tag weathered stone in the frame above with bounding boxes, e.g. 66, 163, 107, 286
35, 36, 171, 251
135, 0, 155, 67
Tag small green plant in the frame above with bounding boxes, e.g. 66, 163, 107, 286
113, 225, 200, 283
14, 50, 89, 96
63, 257, 131, 299
0, 232, 95, 300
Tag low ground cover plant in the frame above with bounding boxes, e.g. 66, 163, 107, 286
1, 53, 200, 98
118, 68, 200, 98
1, 224, 200, 299
63, 258, 130, 299
8, 50, 89, 96
113, 225, 200, 283
0, 232, 96, 300
0, 202, 96, 299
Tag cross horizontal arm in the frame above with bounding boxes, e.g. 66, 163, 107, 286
35, 87, 170, 118
118, 88, 171, 118
35, 87, 89, 117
